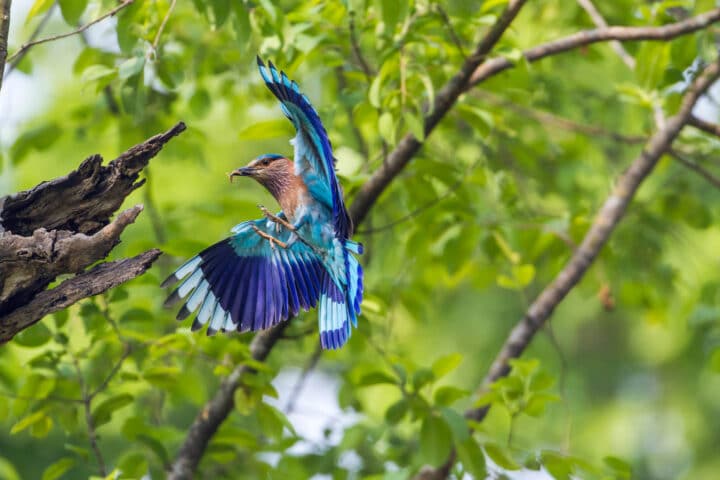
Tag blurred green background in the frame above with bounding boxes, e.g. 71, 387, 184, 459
1, 0, 720, 479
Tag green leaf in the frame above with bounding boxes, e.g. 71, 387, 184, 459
710, 349, 720, 373
11, 410, 48, 435
358, 370, 398, 386
431, 353, 463, 379
385, 398, 409, 425
419, 413, 453, 467
118, 55, 145, 80
603, 456, 632, 479
58, 0, 87, 25
91, 394, 134, 428
41, 457, 75, 480
484, 443, 520, 470
440, 407, 469, 442
210, 0, 231, 27
434, 386, 470, 406
26, 0, 54, 23
10, 124, 63, 165
497, 264, 535, 290
412, 368, 435, 391
232, 2, 252, 46
0, 457, 21, 480
257, 403, 295, 439
636, 42, 670, 88
456, 438, 486, 478
378, 111, 395, 144
238, 119, 294, 140
404, 111, 425, 141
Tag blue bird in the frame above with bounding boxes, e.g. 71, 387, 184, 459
162, 57, 363, 349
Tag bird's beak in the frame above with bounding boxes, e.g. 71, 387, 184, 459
228, 167, 254, 182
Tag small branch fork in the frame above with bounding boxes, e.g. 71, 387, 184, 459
6, 0, 135, 65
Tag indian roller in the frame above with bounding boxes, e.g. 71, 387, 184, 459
162, 57, 363, 349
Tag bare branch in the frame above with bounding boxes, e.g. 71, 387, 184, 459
670, 149, 720, 189
151, 0, 176, 55
467, 57, 720, 422
5, 2, 55, 76
0, 249, 161, 344
0, 122, 184, 339
0, 0, 11, 93
468, 8, 720, 87
5, 0, 134, 64
689, 114, 720, 137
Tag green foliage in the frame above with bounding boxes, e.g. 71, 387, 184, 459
3, 0, 720, 479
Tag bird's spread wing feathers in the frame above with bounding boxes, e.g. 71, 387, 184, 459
163, 219, 324, 335
257, 57, 352, 239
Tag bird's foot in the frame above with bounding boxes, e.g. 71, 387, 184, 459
251, 225, 288, 250
258, 204, 296, 231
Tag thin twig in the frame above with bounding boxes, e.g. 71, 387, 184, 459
284, 344, 322, 414
670, 149, 720, 189
467, 8, 720, 88
349, 11, 374, 79
689, 114, 720, 137
150, 0, 176, 55
434, 4, 467, 59
6, 0, 134, 64
5, 2, 55, 76
576, 0, 636, 68
473, 90, 647, 144
72, 355, 108, 476
89, 344, 132, 399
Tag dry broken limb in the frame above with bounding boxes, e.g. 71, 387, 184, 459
0, 122, 186, 342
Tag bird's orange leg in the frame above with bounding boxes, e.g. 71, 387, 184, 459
251, 225, 288, 250
258, 205, 296, 231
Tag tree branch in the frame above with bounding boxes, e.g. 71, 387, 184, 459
576, 0, 636, 68
467, 56, 720, 418
167, 322, 289, 480
467, 8, 720, 87
670, 148, 720, 189
5, 2, 55, 77
689, 114, 720, 137
5, 0, 134, 64
0, 0, 11, 94
0, 122, 185, 339
0, 249, 161, 344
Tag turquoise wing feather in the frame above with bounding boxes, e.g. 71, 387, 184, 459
163, 219, 324, 335
256, 57, 352, 239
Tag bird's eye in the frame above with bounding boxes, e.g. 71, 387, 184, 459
262, 159, 271, 166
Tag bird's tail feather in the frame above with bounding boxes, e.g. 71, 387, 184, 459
318, 242, 363, 349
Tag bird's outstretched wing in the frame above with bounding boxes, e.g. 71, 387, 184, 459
256, 57, 352, 239
163, 219, 323, 335
162, 219, 357, 348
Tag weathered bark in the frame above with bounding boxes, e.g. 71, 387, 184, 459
0, 122, 186, 340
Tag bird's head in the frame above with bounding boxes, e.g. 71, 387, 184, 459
229, 154, 291, 185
